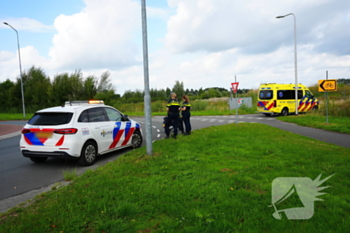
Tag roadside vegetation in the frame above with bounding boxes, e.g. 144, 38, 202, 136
1, 67, 349, 134
1, 123, 349, 232
278, 114, 350, 134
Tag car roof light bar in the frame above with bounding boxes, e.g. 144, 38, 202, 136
64, 100, 105, 106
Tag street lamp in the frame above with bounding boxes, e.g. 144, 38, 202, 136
4, 22, 26, 118
276, 13, 298, 115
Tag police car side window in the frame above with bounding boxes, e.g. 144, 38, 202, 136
88, 108, 108, 122
78, 111, 89, 123
104, 107, 123, 122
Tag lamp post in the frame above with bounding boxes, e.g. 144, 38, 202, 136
276, 13, 298, 115
141, 0, 152, 155
4, 22, 26, 118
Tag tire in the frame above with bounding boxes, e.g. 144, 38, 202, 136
78, 141, 97, 166
281, 108, 289, 116
30, 157, 48, 163
312, 106, 318, 111
131, 131, 143, 148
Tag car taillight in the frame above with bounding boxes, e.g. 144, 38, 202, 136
21, 128, 31, 134
54, 128, 78, 134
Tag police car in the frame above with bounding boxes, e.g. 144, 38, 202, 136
19, 100, 143, 166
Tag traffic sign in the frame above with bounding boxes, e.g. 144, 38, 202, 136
318, 79, 337, 92
231, 82, 239, 93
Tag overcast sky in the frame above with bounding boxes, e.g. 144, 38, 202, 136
1, 0, 349, 95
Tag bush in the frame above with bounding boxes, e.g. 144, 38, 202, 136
191, 100, 208, 111
151, 101, 166, 112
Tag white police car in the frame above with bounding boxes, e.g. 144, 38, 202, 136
19, 100, 143, 166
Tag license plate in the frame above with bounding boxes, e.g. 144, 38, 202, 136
36, 132, 53, 138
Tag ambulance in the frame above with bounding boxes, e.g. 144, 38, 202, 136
257, 83, 319, 116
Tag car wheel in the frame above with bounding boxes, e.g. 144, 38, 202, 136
30, 157, 48, 163
79, 141, 97, 166
132, 131, 143, 148
281, 108, 289, 116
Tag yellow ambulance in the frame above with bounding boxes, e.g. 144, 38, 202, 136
257, 83, 319, 116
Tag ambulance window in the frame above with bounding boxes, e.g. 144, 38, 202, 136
305, 90, 313, 98
277, 90, 303, 99
259, 90, 273, 100
298, 90, 303, 99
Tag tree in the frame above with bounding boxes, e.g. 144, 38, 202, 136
83, 76, 97, 100
23, 66, 51, 111
96, 71, 115, 93
165, 87, 171, 97
0, 79, 15, 112
172, 80, 185, 99
338, 79, 350, 85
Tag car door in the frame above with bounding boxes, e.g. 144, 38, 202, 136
87, 107, 114, 153
104, 107, 133, 149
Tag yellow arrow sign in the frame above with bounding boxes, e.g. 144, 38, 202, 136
318, 79, 337, 92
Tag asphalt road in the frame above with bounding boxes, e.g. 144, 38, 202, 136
0, 114, 349, 213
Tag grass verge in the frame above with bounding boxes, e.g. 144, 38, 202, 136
0, 123, 349, 232
0, 113, 31, 121
278, 114, 350, 134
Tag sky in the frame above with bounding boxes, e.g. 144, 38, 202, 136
0, 0, 349, 96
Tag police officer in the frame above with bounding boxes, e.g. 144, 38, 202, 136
181, 95, 192, 135
165, 92, 181, 139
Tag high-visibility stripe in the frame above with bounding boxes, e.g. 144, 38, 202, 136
265, 102, 274, 110
122, 127, 135, 146
24, 132, 44, 146
109, 129, 124, 149
55, 136, 64, 146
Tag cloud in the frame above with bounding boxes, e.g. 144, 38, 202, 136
1, 0, 349, 96
48, 0, 142, 70
164, 0, 350, 56
1, 17, 54, 32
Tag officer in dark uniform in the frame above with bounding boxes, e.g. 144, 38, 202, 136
165, 92, 181, 139
181, 95, 192, 135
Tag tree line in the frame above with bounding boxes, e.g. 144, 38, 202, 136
0, 66, 250, 113
0, 66, 116, 113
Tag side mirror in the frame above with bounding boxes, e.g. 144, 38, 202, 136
122, 115, 130, 121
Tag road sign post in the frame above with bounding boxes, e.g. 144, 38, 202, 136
318, 79, 337, 92
231, 78, 239, 124
319, 72, 337, 124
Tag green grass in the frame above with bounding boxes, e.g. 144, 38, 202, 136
278, 114, 350, 134
0, 113, 31, 121
62, 168, 78, 181
1, 123, 349, 232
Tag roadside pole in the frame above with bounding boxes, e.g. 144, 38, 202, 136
325, 71, 329, 124
231, 77, 239, 124
235, 76, 238, 124
141, 0, 152, 155
229, 90, 233, 115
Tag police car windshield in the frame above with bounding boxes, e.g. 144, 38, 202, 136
28, 112, 73, 126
